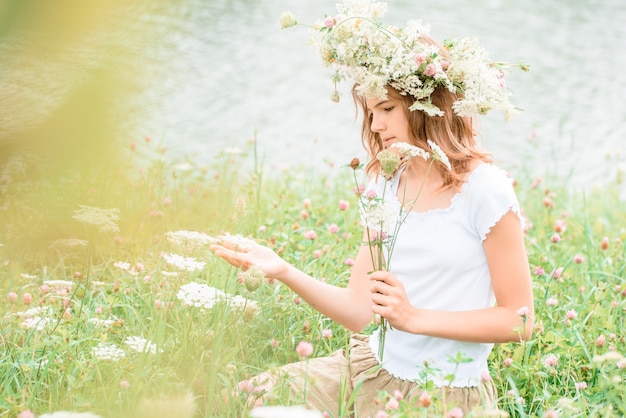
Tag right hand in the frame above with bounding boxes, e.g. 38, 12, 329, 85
209, 236, 289, 280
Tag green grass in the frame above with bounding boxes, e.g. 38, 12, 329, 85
0, 138, 624, 417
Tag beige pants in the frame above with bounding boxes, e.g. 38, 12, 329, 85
249, 334, 501, 417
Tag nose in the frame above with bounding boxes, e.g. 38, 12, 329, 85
370, 114, 385, 132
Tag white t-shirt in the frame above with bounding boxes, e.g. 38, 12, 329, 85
363, 163, 523, 387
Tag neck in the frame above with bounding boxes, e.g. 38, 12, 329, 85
406, 159, 442, 183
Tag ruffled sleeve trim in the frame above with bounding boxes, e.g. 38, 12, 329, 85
463, 164, 524, 242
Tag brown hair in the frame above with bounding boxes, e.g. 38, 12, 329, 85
353, 85, 493, 189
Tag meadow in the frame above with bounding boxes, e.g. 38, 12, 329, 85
0, 138, 624, 418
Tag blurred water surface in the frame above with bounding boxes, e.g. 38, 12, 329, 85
2, 0, 625, 187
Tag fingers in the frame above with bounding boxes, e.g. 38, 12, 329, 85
369, 270, 393, 283
210, 244, 251, 270
210, 240, 252, 253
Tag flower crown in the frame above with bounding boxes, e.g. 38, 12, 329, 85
280, 0, 528, 120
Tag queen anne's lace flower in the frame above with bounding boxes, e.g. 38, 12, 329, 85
16, 307, 55, 331
359, 198, 399, 234
88, 318, 116, 327
283, 0, 526, 120
21, 316, 53, 331
124, 336, 160, 354
241, 265, 265, 292
390, 143, 430, 160
114, 261, 131, 271
177, 283, 226, 309
92, 342, 126, 361
177, 282, 259, 320
216, 233, 256, 250
279, 11, 297, 29
427, 139, 452, 170
376, 149, 402, 179
161, 253, 206, 272
166, 230, 215, 251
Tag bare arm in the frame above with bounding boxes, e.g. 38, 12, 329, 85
210, 230, 375, 332
370, 210, 534, 342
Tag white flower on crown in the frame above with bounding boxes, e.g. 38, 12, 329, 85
288, 0, 525, 120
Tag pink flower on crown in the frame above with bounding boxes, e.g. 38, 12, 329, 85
424, 64, 436, 77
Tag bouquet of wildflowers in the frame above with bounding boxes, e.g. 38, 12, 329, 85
350, 141, 451, 360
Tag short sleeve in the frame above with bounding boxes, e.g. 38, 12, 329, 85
465, 164, 524, 241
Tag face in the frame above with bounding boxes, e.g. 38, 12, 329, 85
365, 95, 411, 149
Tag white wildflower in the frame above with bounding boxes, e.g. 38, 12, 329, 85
88, 318, 116, 327
17, 306, 54, 331
216, 233, 256, 250
390, 143, 430, 160
162, 253, 206, 272
113, 261, 131, 271
72, 205, 120, 233
279, 11, 297, 29
166, 230, 215, 252
20, 273, 37, 279
230, 296, 260, 322
21, 315, 53, 331
92, 342, 126, 361
229, 295, 258, 310
359, 198, 399, 234
427, 139, 452, 170
124, 336, 160, 354
177, 282, 227, 309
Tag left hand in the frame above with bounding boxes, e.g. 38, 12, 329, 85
370, 271, 417, 333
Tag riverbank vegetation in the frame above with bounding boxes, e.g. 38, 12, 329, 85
1, 138, 624, 417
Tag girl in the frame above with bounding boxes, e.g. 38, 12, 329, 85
211, 2, 534, 416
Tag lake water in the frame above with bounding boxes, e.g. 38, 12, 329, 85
136, 0, 625, 190
3, 0, 625, 191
